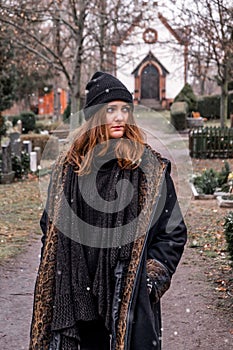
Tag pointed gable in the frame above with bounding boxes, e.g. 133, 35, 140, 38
132, 51, 169, 77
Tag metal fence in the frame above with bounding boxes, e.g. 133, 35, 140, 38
189, 126, 233, 158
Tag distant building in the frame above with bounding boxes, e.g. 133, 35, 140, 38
38, 89, 67, 116
109, 12, 189, 109
2, 89, 68, 118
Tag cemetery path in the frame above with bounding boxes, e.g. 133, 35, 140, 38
0, 202, 232, 350
0, 110, 233, 349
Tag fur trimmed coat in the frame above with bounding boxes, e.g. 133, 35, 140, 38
29, 144, 187, 350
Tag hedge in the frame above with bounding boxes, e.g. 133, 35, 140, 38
197, 93, 233, 119
20, 134, 59, 159
170, 101, 188, 130
174, 83, 198, 112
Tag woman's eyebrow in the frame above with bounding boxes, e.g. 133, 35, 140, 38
107, 104, 130, 107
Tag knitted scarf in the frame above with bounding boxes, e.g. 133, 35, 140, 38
29, 144, 164, 350
51, 156, 140, 335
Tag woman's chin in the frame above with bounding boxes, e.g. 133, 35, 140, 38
109, 131, 124, 139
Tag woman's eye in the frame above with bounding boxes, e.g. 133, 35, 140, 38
122, 107, 130, 113
106, 107, 114, 113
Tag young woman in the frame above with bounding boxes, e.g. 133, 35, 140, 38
29, 71, 187, 350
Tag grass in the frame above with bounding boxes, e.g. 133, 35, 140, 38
0, 178, 43, 260
204, 118, 231, 128
135, 106, 231, 129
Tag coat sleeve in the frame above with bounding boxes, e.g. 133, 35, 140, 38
146, 164, 187, 301
39, 175, 52, 258
40, 210, 48, 252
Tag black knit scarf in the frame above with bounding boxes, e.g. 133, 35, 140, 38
50, 146, 143, 342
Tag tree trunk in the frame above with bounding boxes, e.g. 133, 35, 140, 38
53, 75, 61, 122
70, 88, 83, 130
200, 77, 205, 96
69, 40, 84, 130
69, 1, 87, 131
220, 79, 228, 128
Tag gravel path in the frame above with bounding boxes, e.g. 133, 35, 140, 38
0, 239, 232, 349
0, 239, 41, 349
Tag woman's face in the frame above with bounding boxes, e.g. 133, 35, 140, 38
105, 100, 131, 139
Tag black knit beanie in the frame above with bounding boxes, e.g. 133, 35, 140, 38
84, 71, 133, 120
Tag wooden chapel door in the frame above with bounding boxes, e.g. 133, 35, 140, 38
141, 64, 159, 100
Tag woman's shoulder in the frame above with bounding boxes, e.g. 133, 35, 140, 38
144, 143, 171, 170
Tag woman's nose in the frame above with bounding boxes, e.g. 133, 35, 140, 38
114, 109, 124, 121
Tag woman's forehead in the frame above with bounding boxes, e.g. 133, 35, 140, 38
107, 100, 130, 106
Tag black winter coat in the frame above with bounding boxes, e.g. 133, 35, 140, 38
30, 147, 187, 350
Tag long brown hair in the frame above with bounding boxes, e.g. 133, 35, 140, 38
66, 105, 145, 175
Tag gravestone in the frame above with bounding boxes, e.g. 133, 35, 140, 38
1, 141, 15, 184
23, 140, 32, 154
30, 152, 37, 172
9, 132, 22, 158
34, 146, 41, 165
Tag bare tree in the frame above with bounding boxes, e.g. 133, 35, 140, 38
165, 0, 233, 126
0, 0, 155, 125
1, 0, 90, 125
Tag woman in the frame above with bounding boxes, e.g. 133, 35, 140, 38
29, 71, 187, 350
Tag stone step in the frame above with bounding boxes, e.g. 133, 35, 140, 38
140, 99, 164, 110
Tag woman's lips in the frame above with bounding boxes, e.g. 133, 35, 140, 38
111, 126, 123, 130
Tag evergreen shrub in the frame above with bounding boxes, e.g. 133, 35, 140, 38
193, 161, 231, 194
20, 111, 36, 133
63, 101, 71, 123
11, 115, 21, 126
197, 95, 221, 119
197, 92, 233, 119
11, 152, 30, 179
0, 115, 7, 137
193, 168, 219, 195
170, 101, 188, 130
174, 83, 198, 112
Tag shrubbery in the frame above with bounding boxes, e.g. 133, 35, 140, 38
224, 211, 233, 262
197, 95, 221, 119
0, 115, 7, 139
170, 101, 188, 130
197, 92, 233, 119
63, 100, 71, 123
11, 152, 30, 179
10, 111, 36, 133
193, 168, 219, 195
0, 151, 30, 180
20, 134, 50, 154
193, 161, 231, 194
20, 134, 59, 159
20, 111, 36, 133
174, 83, 198, 113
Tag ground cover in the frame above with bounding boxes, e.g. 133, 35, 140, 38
0, 175, 42, 260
